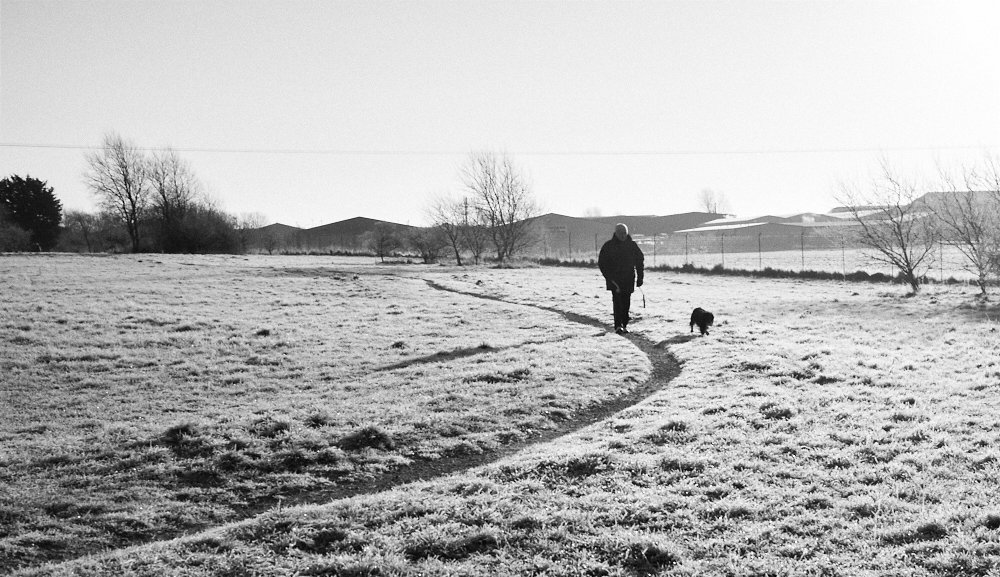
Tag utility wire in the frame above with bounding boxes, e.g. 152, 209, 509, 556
0, 142, 995, 156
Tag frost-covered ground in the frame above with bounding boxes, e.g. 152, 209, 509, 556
5, 254, 1000, 576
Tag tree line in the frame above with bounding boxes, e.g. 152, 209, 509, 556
78, 133, 262, 253
1, 133, 264, 254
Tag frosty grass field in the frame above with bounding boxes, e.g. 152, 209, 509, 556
2, 253, 1000, 576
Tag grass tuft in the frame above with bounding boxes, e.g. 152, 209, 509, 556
562, 453, 615, 477
599, 536, 680, 574
249, 416, 292, 438
338, 426, 395, 451
404, 530, 500, 561
161, 422, 215, 458
300, 562, 383, 577
294, 527, 350, 554
739, 361, 771, 372
463, 368, 531, 384
984, 514, 1000, 530
162, 422, 200, 444
303, 410, 332, 428
659, 456, 707, 474
759, 402, 794, 420
883, 521, 949, 545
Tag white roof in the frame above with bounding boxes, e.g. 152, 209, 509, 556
673, 222, 768, 233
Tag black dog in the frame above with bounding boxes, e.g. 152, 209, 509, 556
690, 307, 714, 335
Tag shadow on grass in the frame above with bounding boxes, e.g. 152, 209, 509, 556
374, 335, 578, 372
656, 334, 700, 346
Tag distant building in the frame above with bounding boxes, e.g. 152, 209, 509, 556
669, 212, 862, 254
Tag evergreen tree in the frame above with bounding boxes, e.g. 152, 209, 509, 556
0, 174, 63, 250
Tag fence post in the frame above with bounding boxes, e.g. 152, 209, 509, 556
842, 240, 846, 281
721, 233, 725, 269
685, 234, 689, 265
800, 231, 805, 271
757, 232, 762, 271
652, 233, 657, 267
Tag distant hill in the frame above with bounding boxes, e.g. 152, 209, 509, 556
255, 223, 302, 236
302, 216, 416, 249
248, 216, 414, 253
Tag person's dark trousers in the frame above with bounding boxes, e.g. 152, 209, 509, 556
612, 291, 632, 329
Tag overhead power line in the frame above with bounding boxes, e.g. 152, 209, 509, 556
0, 142, 996, 156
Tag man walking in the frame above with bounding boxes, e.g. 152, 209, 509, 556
598, 223, 644, 334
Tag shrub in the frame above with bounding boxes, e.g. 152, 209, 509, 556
0, 221, 31, 251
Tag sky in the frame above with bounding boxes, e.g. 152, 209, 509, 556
2, 0, 998, 228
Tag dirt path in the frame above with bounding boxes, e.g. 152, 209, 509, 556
271, 277, 684, 509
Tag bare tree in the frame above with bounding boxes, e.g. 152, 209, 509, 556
261, 231, 279, 255
462, 152, 539, 263
148, 148, 201, 251
699, 189, 730, 214
63, 210, 99, 252
84, 133, 150, 252
926, 160, 1000, 297
462, 211, 491, 265
426, 194, 468, 265
836, 159, 937, 293
406, 227, 447, 264
361, 222, 402, 262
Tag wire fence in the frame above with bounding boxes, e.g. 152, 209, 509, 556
550, 233, 985, 283
649, 246, 981, 283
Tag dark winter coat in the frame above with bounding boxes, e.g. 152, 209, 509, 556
598, 234, 644, 294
